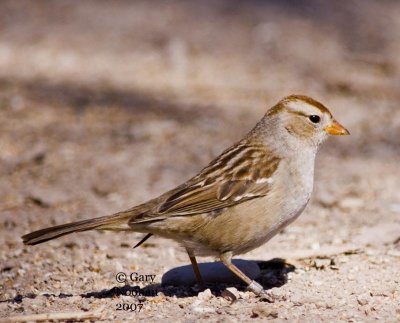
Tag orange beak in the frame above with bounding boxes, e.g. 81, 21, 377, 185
324, 120, 350, 136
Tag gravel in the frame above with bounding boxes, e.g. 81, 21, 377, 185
1, 1, 400, 321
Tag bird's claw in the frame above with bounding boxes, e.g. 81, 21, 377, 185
247, 280, 276, 303
258, 290, 276, 303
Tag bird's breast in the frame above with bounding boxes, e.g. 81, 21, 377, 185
274, 152, 316, 225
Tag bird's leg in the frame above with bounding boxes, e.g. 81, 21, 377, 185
185, 248, 205, 288
220, 251, 274, 302
220, 251, 258, 290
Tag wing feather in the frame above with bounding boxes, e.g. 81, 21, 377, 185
129, 143, 281, 224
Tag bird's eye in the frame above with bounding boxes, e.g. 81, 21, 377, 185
309, 115, 320, 123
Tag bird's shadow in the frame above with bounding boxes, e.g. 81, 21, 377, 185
3, 258, 295, 303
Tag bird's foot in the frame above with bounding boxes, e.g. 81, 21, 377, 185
247, 280, 276, 303
247, 280, 264, 295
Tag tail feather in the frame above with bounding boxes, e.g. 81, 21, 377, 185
22, 211, 135, 245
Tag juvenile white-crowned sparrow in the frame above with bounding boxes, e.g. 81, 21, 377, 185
22, 94, 349, 299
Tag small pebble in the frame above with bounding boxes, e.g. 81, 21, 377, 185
138, 295, 146, 302
238, 291, 251, 300
290, 295, 303, 306
387, 249, 400, 257
339, 197, 364, 209
269, 288, 285, 300
252, 304, 278, 319
357, 296, 368, 306
80, 299, 91, 311
190, 299, 214, 313
221, 287, 239, 302
315, 301, 327, 309
317, 191, 337, 207
198, 288, 212, 301
314, 258, 331, 269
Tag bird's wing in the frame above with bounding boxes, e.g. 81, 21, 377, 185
156, 178, 270, 216
130, 143, 281, 223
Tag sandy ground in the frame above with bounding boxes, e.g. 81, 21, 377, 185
1, 1, 400, 321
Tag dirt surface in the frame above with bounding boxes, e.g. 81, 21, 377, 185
1, 1, 400, 321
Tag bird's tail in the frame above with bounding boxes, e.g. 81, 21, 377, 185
22, 209, 138, 245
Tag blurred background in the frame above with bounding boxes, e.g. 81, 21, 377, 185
1, 0, 399, 209
1, 0, 399, 320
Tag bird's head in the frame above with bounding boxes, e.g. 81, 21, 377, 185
263, 94, 349, 149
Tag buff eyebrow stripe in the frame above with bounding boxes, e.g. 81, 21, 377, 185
288, 110, 309, 117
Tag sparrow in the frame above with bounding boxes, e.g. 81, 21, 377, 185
22, 94, 349, 299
